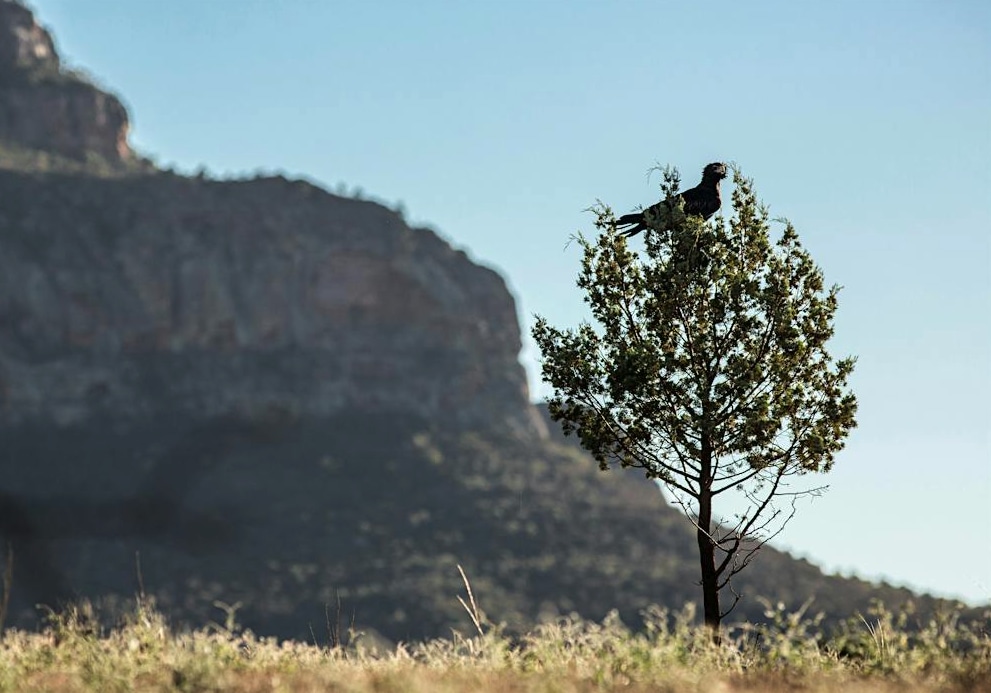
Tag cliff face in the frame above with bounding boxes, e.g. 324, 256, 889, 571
0, 1, 558, 638
0, 0, 132, 164
0, 4, 537, 435
0, 170, 543, 438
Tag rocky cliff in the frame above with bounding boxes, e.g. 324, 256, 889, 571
0, 4, 538, 438
0, 170, 544, 439
0, 1, 557, 637
0, 0, 132, 165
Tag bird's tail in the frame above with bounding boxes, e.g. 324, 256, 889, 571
614, 213, 643, 237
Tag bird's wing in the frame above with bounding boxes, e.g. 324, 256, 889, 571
679, 186, 719, 219
679, 186, 705, 215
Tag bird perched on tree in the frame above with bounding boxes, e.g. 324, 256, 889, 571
615, 162, 728, 237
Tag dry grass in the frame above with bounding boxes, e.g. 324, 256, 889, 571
0, 597, 987, 693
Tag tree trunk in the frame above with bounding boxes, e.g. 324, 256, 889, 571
696, 439, 721, 643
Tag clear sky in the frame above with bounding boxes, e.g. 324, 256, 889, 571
27, 0, 991, 605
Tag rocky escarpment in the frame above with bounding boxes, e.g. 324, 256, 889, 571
0, 0, 132, 165
0, 170, 544, 439
0, 1, 562, 640
0, 0, 537, 436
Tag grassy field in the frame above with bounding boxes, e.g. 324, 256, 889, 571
0, 595, 987, 693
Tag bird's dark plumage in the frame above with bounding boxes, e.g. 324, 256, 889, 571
616, 162, 728, 237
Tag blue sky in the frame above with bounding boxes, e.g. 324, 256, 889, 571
27, 0, 990, 605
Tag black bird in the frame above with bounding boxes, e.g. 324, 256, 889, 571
616, 162, 728, 237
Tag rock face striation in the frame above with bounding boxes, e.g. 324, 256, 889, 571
0, 171, 543, 439
0, 0, 132, 164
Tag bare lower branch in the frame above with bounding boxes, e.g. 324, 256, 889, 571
718, 494, 801, 585
719, 579, 743, 620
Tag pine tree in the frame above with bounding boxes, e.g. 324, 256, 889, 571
532, 165, 858, 638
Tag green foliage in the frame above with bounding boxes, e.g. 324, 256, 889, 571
0, 140, 154, 177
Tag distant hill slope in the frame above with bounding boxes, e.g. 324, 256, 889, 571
1, 405, 953, 643
0, 0, 968, 642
